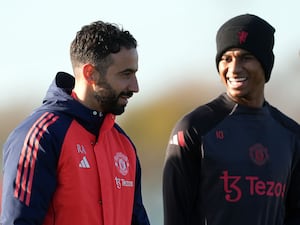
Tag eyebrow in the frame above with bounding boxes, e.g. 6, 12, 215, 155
119, 68, 138, 73
223, 51, 252, 57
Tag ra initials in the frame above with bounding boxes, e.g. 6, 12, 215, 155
76, 144, 86, 154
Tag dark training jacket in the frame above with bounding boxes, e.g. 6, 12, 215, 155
163, 93, 300, 225
1, 72, 150, 225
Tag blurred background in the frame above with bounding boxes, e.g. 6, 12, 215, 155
1, 0, 300, 224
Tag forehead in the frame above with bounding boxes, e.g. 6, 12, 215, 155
111, 48, 138, 63
109, 47, 138, 70
223, 48, 251, 56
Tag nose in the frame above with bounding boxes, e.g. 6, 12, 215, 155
129, 74, 139, 93
229, 58, 242, 74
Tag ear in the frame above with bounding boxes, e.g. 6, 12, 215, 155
82, 64, 96, 84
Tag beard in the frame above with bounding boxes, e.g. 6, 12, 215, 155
94, 79, 133, 115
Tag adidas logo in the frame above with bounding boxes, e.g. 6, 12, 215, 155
79, 156, 90, 168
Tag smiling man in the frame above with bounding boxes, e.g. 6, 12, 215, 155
163, 14, 300, 225
1, 21, 150, 225
218, 48, 265, 107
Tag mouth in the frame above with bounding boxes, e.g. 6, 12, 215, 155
227, 77, 248, 88
119, 96, 129, 105
119, 93, 133, 105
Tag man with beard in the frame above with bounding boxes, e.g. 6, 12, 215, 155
1, 21, 150, 225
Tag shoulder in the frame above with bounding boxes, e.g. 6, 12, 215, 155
114, 123, 128, 137
113, 123, 136, 150
175, 94, 235, 135
6, 109, 71, 149
267, 103, 300, 135
28, 109, 73, 137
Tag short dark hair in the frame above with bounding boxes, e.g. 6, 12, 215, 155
70, 21, 137, 74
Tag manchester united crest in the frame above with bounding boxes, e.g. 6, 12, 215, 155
114, 152, 130, 176
249, 143, 269, 166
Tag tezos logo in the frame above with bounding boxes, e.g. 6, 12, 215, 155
114, 152, 129, 176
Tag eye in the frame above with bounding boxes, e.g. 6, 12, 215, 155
221, 55, 232, 63
241, 54, 255, 61
121, 71, 133, 77
119, 69, 136, 79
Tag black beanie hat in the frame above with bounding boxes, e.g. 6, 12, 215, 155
215, 14, 275, 82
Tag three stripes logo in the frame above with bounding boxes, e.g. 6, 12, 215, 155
79, 156, 90, 168
169, 131, 185, 147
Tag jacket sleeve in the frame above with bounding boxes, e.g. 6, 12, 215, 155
131, 156, 151, 225
162, 117, 203, 225
285, 136, 300, 225
1, 112, 62, 225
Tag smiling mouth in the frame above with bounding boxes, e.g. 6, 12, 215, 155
119, 95, 132, 105
227, 77, 247, 82
227, 77, 248, 88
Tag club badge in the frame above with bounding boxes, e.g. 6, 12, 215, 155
114, 152, 130, 176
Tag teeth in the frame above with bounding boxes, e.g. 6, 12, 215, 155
228, 77, 247, 82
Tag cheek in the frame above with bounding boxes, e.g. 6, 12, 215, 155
251, 75, 266, 89
250, 66, 265, 84
218, 63, 227, 78
218, 69, 228, 85
220, 77, 229, 88
110, 81, 125, 93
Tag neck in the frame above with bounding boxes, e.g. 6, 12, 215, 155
227, 93, 265, 108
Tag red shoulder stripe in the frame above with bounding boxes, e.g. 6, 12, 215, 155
14, 112, 59, 206
177, 131, 186, 147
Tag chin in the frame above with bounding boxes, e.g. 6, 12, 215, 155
228, 89, 245, 97
111, 106, 125, 115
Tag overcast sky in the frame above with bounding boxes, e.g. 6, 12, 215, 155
1, 0, 299, 108
1, 1, 300, 224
